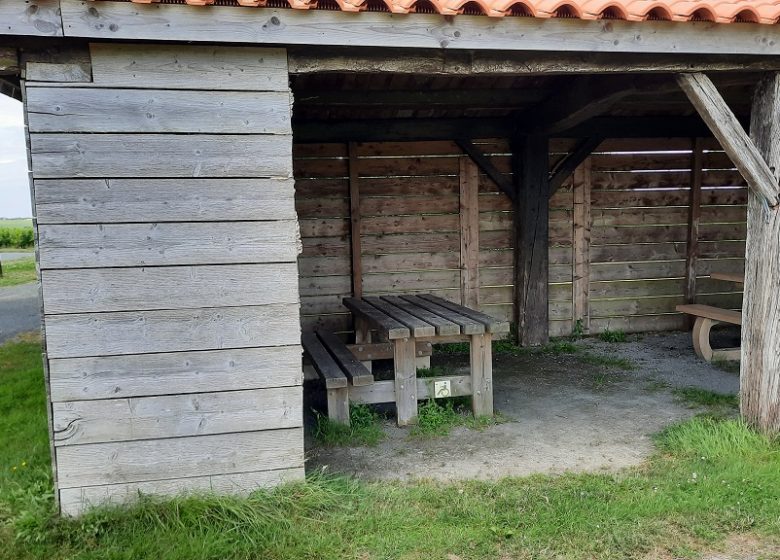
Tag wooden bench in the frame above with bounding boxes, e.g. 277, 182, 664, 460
676, 304, 742, 362
302, 331, 374, 426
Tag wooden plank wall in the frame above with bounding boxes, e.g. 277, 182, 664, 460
25, 43, 305, 516
295, 137, 745, 337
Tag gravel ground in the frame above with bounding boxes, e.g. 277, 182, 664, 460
307, 329, 741, 481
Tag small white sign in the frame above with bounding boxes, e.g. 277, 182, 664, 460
433, 380, 451, 399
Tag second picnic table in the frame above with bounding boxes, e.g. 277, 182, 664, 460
343, 294, 509, 426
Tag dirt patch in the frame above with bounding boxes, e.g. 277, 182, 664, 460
306, 330, 740, 481
643, 533, 780, 560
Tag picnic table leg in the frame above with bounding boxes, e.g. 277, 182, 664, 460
326, 387, 350, 426
393, 337, 418, 426
470, 333, 494, 417
692, 316, 715, 362
354, 316, 372, 373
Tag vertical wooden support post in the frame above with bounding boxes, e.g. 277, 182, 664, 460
393, 337, 417, 426
684, 138, 703, 328
348, 142, 362, 298
512, 135, 550, 346
326, 387, 350, 426
572, 157, 591, 334
460, 155, 480, 309
741, 73, 780, 434
470, 333, 493, 417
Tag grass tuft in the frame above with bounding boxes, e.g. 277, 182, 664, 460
673, 387, 739, 410
313, 404, 385, 447
581, 353, 637, 371
0, 258, 37, 288
411, 398, 503, 438
599, 329, 627, 343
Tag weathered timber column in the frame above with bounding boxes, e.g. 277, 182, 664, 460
742, 74, 780, 434
512, 135, 550, 346
684, 138, 703, 329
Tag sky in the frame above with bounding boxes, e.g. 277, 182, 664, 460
0, 94, 31, 218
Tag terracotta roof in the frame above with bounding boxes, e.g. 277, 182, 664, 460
119, 0, 780, 23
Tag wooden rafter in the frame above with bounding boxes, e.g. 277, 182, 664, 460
456, 139, 514, 201
548, 136, 603, 195
677, 72, 780, 207
295, 88, 548, 108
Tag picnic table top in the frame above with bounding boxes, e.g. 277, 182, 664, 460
343, 294, 510, 340
709, 272, 744, 284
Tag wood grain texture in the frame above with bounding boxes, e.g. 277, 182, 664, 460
26, 87, 292, 134
53, 386, 302, 446
48, 345, 303, 402
470, 333, 493, 417
741, 73, 780, 434
56, 428, 304, 488
60, 467, 305, 517
1, 0, 62, 36
460, 156, 480, 309
89, 43, 289, 91
38, 221, 301, 268
41, 263, 300, 313
26, 62, 91, 83
349, 375, 471, 405
677, 73, 779, 207
393, 337, 418, 426
685, 138, 703, 308
29, 133, 293, 179
34, 178, 296, 224
44, 303, 301, 358
572, 158, 591, 334
60, 1, 780, 56
348, 142, 363, 297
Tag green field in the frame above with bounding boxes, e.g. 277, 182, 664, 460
0, 336, 778, 560
0, 218, 34, 249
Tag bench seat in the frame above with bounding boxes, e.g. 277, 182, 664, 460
676, 304, 742, 325
676, 304, 741, 362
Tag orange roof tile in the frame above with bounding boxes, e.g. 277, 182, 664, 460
105, 0, 780, 23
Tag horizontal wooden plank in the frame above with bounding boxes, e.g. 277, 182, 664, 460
38, 221, 301, 268
1, 0, 62, 36
301, 332, 348, 389
44, 303, 301, 358
34, 178, 296, 224
89, 43, 289, 91
60, 467, 304, 517
26, 88, 292, 134
349, 375, 472, 405
342, 297, 409, 340
49, 345, 303, 402
676, 304, 742, 325
41, 263, 300, 314
61, 2, 780, 56
53, 386, 302, 446
56, 428, 304, 488
589, 314, 686, 334
30, 134, 293, 179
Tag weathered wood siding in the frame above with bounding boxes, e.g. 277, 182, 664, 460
25, 43, 304, 516
295, 138, 745, 336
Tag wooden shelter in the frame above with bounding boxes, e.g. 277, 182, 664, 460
2, 0, 780, 515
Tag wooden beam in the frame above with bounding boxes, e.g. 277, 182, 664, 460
348, 142, 362, 298
517, 76, 667, 135
0, 47, 19, 75
513, 135, 550, 347
549, 136, 603, 195
62, 1, 780, 56
288, 48, 780, 76
0, 77, 22, 101
561, 115, 747, 138
684, 138, 703, 318
572, 157, 591, 335
741, 73, 780, 435
295, 88, 547, 108
0, 0, 62, 37
677, 73, 780, 208
459, 156, 480, 309
456, 139, 514, 201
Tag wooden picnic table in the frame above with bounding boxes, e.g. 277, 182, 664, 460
343, 294, 509, 426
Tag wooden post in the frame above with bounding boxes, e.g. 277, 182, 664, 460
684, 138, 703, 326
470, 333, 493, 417
348, 142, 362, 298
572, 157, 591, 334
326, 387, 350, 426
459, 156, 480, 309
741, 73, 780, 434
393, 337, 418, 426
513, 135, 550, 346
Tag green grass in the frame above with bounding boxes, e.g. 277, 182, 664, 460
313, 404, 385, 447
2, 337, 780, 560
673, 387, 739, 410
0, 258, 37, 287
599, 329, 627, 343
712, 358, 741, 375
0, 219, 34, 249
581, 353, 637, 371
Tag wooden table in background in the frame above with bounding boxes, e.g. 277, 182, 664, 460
343, 294, 509, 426
709, 272, 744, 284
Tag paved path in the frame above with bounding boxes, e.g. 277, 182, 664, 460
0, 282, 39, 343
